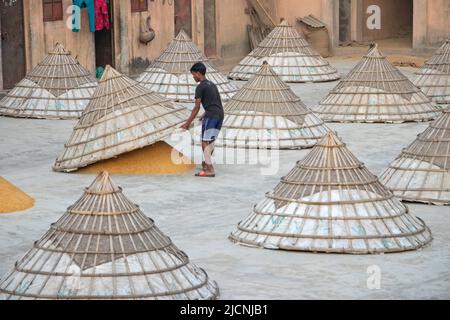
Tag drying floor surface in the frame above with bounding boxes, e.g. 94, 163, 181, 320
0, 57, 449, 299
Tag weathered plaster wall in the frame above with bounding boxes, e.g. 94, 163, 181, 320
274, 0, 339, 53
361, 0, 413, 41
413, 0, 450, 50
15, 0, 450, 81
216, 0, 250, 61
115, 0, 175, 75
427, 0, 450, 44
24, 0, 96, 72
276, 0, 323, 25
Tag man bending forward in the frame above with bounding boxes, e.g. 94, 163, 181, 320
181, 62, 224, 177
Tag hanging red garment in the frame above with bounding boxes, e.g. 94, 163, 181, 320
95, 0, 110, 31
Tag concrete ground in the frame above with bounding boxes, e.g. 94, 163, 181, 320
0, 58, 449, 300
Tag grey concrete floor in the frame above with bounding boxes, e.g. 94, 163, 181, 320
0, 58, 449, 300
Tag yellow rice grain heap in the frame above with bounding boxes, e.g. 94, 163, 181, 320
0, 177, 34, 213
79, 142, 194, 174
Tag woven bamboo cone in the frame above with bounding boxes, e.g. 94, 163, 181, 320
414, 37, 450, 106
217, 61, 328, 149
228, 20, 340, 83
53, 65, 193, 174
379, 107, 450, 205
0, 177, 34, 214
0, 172, 219, 300
137, 30, 238, 102
230, 131, 433, 254
313, 44, 440, 123
0, 43, 97, 120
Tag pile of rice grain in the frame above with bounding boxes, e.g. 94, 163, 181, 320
0, 177, 34, 213
79, 142, 195, 174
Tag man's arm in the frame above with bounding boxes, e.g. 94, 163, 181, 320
181, 98, 202, 130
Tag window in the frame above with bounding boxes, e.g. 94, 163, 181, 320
43, 0, 63, 22
131, 0, 148, 13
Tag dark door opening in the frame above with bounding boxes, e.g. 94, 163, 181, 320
339, 0, 351, 43
1, 0, 26, 89
174, 0, 192, 38
95, 0, 114, 74
204, 0, 217, 57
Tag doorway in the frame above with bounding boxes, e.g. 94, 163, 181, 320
95, 0, 114, 72
1, 0, 26, 89
174, 0, 192, 38
339, 0, 351, 43
203, 0, 217, 57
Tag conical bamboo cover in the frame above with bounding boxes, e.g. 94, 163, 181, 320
0, 172, 219, 300
0, 43, 97, 120
228, 20, 340, 83
53, 66, 190, 172
313, 44, 440, 123
414, 37, 450, 106
137, 30, 238, 102
219, 61, 328, 149
379, 108, 450, 205
230, 131, 432, 254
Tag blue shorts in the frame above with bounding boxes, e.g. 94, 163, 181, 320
202, 118, 223, 142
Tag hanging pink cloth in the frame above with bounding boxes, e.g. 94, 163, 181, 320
95, 0, 110, 31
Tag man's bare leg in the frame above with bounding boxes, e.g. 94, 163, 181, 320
202, 141, 215, 174
202, 142, 216, 170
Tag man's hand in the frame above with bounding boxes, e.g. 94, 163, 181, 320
182, 99, 201, 130
181, 122, 191, 130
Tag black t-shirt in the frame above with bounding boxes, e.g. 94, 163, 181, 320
195, 79, 224, 119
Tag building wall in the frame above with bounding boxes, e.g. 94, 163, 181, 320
215, 0, 250, 62
413, 0, 450, 50
114, 0, 175, 75
8, 0, 449, 90
361, 0, 413, 41
427, 0, 450, 45
276, 0, 323, 25
274, 0, 339, 52
23, 0, 96, 72
117, 0, 252, 74
18, 0, 337, 78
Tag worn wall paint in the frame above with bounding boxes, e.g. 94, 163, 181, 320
413, 0, 450, 50
361, 0, 413, 41
216, 0, 250, 61
24, 0, 96, 72
23, 0, 176, 76
12, 0, 449, 87
426, 0, 450, 45
126, 0, 175, 75
276, 0, 323, 25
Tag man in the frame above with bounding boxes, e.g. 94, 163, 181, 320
181, 62, 224, 178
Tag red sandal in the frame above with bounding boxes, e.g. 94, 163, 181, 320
195, 170, 216, 178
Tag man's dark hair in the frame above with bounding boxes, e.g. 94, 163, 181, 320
190, 62, 207, 75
